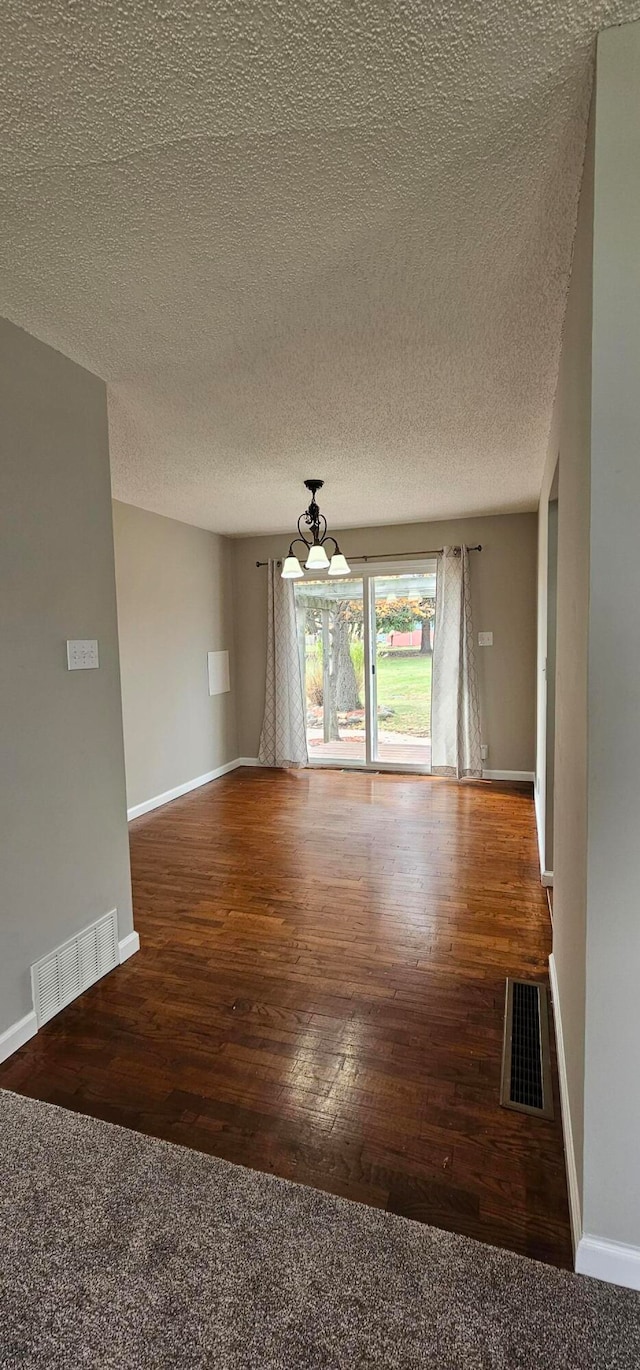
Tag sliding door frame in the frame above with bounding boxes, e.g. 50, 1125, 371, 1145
303, 557, 437, 776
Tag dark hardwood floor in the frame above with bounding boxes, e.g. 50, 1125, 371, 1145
0, 767, 572, 1267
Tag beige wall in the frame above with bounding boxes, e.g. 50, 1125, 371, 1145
583, 20, 640, 1251
538, 20, 640, 1271
0, 319, 133, 1034
233, 512, 538, 772
536, 92, 594, 1230
113, 501, 238, 811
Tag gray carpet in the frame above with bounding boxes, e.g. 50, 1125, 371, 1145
1, 1091, 639, 1369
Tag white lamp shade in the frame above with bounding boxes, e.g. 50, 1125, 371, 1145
281, 555, 303, 579
305, 543, 330, 570
328, 552, 351, 576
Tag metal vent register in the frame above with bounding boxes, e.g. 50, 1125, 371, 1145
31, 911, 119, 1027
500, 979, 553, 1118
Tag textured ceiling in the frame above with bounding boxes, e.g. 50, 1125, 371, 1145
0, 1, 637, 535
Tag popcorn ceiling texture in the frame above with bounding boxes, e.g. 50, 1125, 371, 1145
1, 1, 638, 534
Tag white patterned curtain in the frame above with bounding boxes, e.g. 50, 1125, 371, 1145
258, 561, 309, 768
431, 546, 482, 779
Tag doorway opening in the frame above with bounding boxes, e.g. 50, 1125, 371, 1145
545, 464, 559, 873
295, 561, 437, 771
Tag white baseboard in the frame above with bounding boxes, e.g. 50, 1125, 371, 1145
482, 770, 535, 782
118, 931, 140, 963
237, 757, 260, 767
576, 1235, 640, 1291
534, 784, 554, 887
127, 758, 245, 820
0, 1010, 37, 1065
548, 953, 582, 1257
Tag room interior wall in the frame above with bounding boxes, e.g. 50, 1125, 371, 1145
232, 512, 538, 772
582, 18, 640, 1258
0, 318, 133, 1038
113, 501, 238, 813
536, 89, 594, 1242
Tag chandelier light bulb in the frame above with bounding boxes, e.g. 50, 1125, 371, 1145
305, 543, 330, 570
328, 552, 351, 576
281, 555, 303, 579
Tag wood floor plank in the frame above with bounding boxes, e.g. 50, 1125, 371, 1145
0, 767, 573, 1267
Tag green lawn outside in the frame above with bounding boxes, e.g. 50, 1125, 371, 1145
374, 651, 432, 735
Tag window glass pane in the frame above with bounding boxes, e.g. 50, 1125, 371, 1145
295, 577, 366, 763
372, 567, 435, 769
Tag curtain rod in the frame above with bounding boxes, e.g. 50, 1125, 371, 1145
255, 545, 482, 567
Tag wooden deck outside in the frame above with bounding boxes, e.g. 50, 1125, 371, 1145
309, 730, 431, 767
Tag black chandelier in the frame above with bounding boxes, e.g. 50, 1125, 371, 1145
281, 480, 351, 579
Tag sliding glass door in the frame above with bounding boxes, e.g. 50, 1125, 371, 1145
295, 560, 436, 771
370, 570, 435, 767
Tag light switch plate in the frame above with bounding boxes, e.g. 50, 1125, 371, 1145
478, 631, 493, 647
67, 639, 99, 670
207, 650, 230, 696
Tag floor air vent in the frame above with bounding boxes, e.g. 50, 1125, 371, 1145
500, 978, 553, 1118
31, 911, 119, 1027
